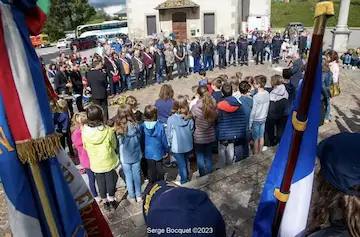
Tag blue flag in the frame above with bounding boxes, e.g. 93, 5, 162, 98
253, 55, 322, 237
0, 91, 86, 237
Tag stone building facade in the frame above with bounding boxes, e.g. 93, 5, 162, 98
126, 0, 270, 40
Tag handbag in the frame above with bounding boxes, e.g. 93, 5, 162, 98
112, 74, 120, 83
330, 83, 340, 97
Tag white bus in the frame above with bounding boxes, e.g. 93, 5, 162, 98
75, 20, 128, 38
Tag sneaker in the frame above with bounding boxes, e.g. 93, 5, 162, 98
128, 197, 136, 204
136, 197, 143, 202
262, 146, 268, 152
173, 180, 181, 186
94, 196, 102, 203
110, 201, 117, 211
103, 202, 111, 212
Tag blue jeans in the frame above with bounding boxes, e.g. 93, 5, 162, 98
156, 70, 163, 84
85, 168, 98, 197
252, 121, 265, 140
194, 56, 201, 73
109, 76, 120, 95
234, 138, 249, 162
173, 152, 190, 184
122, 74, 132, 90
325, 97, 331, 120
123, 160, 142, 198
194, 143, 213, 177
204, 56, 213, 71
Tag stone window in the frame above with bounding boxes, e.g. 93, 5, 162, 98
204, 13, 215, 35
146, 15, 157, 35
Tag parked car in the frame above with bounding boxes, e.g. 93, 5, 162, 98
70, 36, 96, 51
30, 34, 50, 48
286, 22, 304, 33
57, 38, 71, 49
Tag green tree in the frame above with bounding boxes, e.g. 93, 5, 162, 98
43, 0, 66, 41
42, 0, 96, 41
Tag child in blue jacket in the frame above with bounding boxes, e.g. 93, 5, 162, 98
116, 104, 143, 203
141, 105, 169, 184
167, 95, 194, 184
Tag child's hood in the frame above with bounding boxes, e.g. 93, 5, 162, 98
168, 114, 191, 127
82, 125, 110, 145
143, 121, 162, 137
270, 84, 289, 102
124, 122, 140, 138
217, 96, 241, 113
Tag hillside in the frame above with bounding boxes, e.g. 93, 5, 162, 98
271, 0, 360, 28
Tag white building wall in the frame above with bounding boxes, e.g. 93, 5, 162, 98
126, 0, 239, 39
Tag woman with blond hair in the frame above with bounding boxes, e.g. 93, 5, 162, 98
115, 104, 143, 203
167, 95, 194, 184
308, 132, 360, 237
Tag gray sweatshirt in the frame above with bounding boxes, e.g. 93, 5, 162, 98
250, 90, 270, 125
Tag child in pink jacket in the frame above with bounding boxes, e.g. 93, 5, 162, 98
71, 112, 98, 199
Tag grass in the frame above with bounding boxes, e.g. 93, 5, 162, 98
271, 0, 360, 28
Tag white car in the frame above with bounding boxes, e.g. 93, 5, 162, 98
57, 39, 71, 49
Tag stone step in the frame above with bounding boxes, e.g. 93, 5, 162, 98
110, 147, 277, 237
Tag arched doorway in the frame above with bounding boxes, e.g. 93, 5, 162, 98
172, 12, 187, 40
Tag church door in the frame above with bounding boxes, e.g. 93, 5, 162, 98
172, 12, 187, 40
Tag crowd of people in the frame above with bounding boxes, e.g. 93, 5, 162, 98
46, 28, 348, 219
50, 45, 343, 212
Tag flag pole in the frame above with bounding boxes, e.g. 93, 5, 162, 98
272, 1, 334, 236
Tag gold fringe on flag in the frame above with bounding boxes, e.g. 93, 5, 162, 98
15, 133, 62, 164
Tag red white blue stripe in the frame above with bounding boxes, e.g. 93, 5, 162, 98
253, 56, 322, 236
0, 1, 87, 236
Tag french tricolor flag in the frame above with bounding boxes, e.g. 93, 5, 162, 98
0, 1, 112, 236
253, 56, 322, 236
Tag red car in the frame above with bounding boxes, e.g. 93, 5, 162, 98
70, 36, 96, 51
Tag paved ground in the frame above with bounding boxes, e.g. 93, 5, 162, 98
0, 60, 359, 236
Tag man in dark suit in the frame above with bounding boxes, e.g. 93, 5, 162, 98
87, 60, 109, 120
69, 63, 84, 112
54, 63, 73, 116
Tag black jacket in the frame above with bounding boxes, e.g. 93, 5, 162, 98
86, 70, 108, 99
54, 71, 68, 94
272, 35, 282, 49
154, 52, 165, 73
228, 41, 237, 52
268, 99, 288, 120
203, 42, 214, 56
69, 70, 83, 94
308, 225, 351, 237
299, 36, 307, 50
290, 59, 303, 89
254, 36, 265, 52
190, 42, 202, 58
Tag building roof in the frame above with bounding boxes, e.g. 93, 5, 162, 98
114, 8, 127, 15
155, 0, 199, 10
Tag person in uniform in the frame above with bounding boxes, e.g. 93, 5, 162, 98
272, 31, 282, 64
238, 34, 248, 66
217, 36, 227, 69
227, 37, 237, 66
203, 37, 215, 71
254, 32, 265, 65
190, 38, 202, 73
